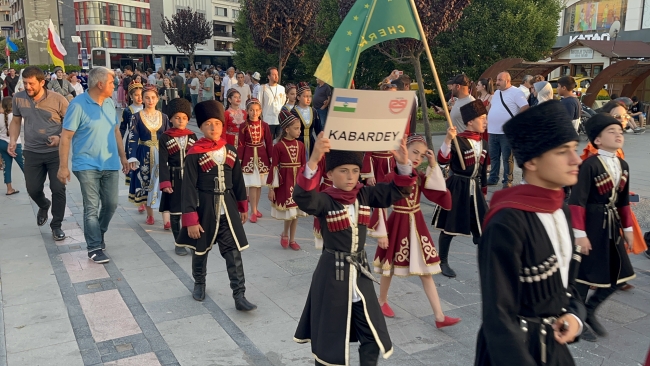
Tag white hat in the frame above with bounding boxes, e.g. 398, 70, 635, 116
252, 72, 261, 81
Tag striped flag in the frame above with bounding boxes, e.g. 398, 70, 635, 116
47, 19, 66, 70
332, 96, 358, 113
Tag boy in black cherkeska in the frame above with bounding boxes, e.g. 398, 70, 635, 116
175, 100, 256, 311
476, 100, 585, 365
293, 132, 415, 365
569, 113, 635, 342
158, 98, 197, 256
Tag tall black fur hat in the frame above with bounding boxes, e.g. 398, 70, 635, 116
460, 100, 487, 125
585, 113, 622, 145
194, 100, 225, 128
326, 150, 364, 172
166, 98, 192, 120
503, 100, 578, 168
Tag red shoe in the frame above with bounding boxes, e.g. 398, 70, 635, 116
163, 222, 171, 230
146, 216, 155, 225
280, 234, 289, 248
256, 211, 263, 218
250, 215, 257, 223
138, 204, 145, 213
380, 302, 395, 318
289, 241, 301, 251
435, 316, 461, 329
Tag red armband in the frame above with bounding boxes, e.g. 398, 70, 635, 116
618, 206, 633, 229
237, 200, 248, 213
569, 205, 586, 231
160, 181, 172, 190
296, 166, 321, 191
393, 169, 417, 187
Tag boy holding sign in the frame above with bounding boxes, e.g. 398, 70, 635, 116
293, 132, 414, 365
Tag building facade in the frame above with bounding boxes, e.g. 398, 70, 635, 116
10, 0, 62, 65
0, 0, 11, 39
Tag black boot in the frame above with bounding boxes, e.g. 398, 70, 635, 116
192, 253, 207, 301
170, 216, 187, 256
438, 232, 456, 278
585, 286, 617, 336
358, 342, 380, 366
222, 250, 257, 311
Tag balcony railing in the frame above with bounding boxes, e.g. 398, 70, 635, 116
213, 31, 232, 37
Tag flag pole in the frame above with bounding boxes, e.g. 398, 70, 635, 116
407, 0, 464, 169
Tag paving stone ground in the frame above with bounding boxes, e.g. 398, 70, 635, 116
1, 120, 649, 365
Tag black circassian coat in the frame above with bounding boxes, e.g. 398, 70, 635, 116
292, 166, 415, 365
175, 145, 249, 255
475, 207, 586, 366
158, 133, 197, 214
432, 135, 488, 236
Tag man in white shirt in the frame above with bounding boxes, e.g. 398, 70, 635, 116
231, 71, 251, 104
189, 72, 200, 110
147, 69, 156, 86
258, 67, 286, 140
251, 72, 261, 99
220, 67, 236, 102
518, 75, 533, 99
487, 71, 529, 188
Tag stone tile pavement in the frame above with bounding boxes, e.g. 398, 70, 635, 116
0, 130, 649, 365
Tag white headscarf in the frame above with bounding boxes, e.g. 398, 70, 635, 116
534, 81, 553, 104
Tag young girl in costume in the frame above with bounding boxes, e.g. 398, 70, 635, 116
174, 100, 256, 311
224, 88, 247, 147
159, 98, 197, 255
372, 135, 461, 328
238, 98, 272, 222
291, 82, 322, 160
282, 83, 297, 112
127, 85, 170, 225
293, 132, 415, 365
267, 109, 306, 250
120, 81, 147, 212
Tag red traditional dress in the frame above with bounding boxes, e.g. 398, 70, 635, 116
373, 166, 451, 277
237, 119, 273, 187
363, 151, 396, 240
313, 156, 333, 249
267, 138, 307, 220
225, 108, 247, 147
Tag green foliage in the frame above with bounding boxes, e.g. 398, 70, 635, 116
433, 0, 563, 80
233, 5, 277, 75
161, 7, 213, 65
0, 39, 27, 64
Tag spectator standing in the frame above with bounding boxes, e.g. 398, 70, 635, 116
251, 72, 261, 99
313, 78, 332, 129
557, 76, 581, 132
189, 72, 200, 109
231, 71, 251, 104
518, 75, 533, 99
486, 72, 529, 188
58, 67, 129, 263
214, 74, 222, 100
0, 97, 23, 195
147, 69, 156, 85
7, 65, 69, 240
436, 74, 475, 133
220, 67, 237, 102
257, 67, 286, 140
172, 69, 184, 98
531, 81, 553, 105
70, 75, 84, 96
5, 68, 19, 97
477, 77, 494, 141
202, 71, 215, 102
122, 66, 133, 96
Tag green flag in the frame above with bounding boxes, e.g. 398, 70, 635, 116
315, 0, 422, 88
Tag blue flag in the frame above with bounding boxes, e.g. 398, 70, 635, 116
7, 37, 18, 52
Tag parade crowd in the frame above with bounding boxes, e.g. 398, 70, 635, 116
1, 62, 649, 366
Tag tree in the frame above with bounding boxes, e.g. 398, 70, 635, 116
339, 0, 470, 149
243, 0, 320, 80
233, 5, 278, 76
0, 39, 27, 65
161, 8, 212, 67
433, 0, 562, 80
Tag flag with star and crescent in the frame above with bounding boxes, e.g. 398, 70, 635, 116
314, 0, 421, 88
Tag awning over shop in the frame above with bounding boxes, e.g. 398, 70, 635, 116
478, 58, 570, 84
551, 40, 650, 59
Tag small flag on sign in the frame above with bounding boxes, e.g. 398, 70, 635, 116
333, 97, 358, 113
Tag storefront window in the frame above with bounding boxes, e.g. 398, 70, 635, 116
563, 0, 628, 35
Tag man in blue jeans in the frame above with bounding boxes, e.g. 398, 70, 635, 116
58, 67, 129, 264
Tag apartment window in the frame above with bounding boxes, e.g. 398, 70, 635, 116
232, 10, 240, 19
215, 7, 227, 16
109, 4, 120, 26
215, 40, 228, 51
124, 33, 137, 48
111, 32, 120, 48
2, 12, 9, 22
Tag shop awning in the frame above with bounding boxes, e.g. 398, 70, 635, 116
478, 58, 569, 84
551, 40, 650, 59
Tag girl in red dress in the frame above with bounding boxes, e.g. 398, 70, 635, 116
238, 98, 273, 222
372, 135, 461, 328
364, 151, 396, 247
224, 89, 247, 147
267, 109, 306, 250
